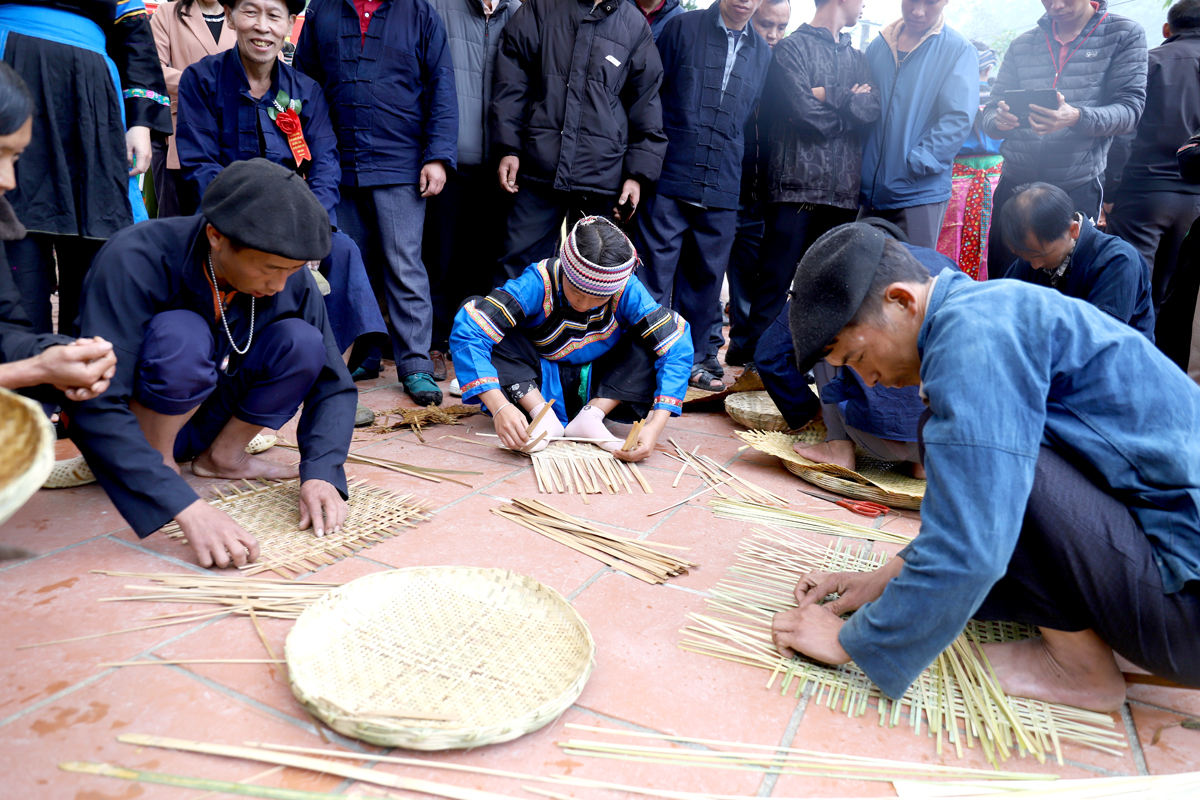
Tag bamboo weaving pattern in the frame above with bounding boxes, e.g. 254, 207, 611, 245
678, 527, 1126, 766
530, 441, 653, 502
738, 427, 926, 510
160, 479, 434, 578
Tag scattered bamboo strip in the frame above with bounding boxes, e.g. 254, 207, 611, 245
492, 498, 695, 584
529, 441, 654, 497
99, 659, 285, 667
628, 462, 653, 494
647, 478, 733, 516
709, 497, 915, 545
622, 419, 645, 451
116, 735, 519, 800
667, 440, 786, 507
59, 762, 353, 800
526, 398, 556, 436
677, 529, 1126, 766
275, 440, 479, 486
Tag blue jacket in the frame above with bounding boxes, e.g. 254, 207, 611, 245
1003, 216, 1155, 340
653, 5, 769, 210
623, 0, 683, 41
294, 0, 458, 187
839, 271, 1200, 698
176, 47, 342, 224
860, 19, 978, 210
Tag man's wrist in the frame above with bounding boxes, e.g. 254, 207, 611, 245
0, 354, 49, 389
1067, 105, 1082, 127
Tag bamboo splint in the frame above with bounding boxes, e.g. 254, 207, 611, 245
677, 527, 1127, 766
665, 439, 787, 506
529, 441, 652, 503
158, 479, 434, 579
492, 498, 695, 584
275, 440, 479, 486
60, 762, 356, 800
709, 497, 915, 544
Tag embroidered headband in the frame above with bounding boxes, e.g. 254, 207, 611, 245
560, 216, 638, 297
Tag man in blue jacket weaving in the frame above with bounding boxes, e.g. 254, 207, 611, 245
858, 0, 978, 249
770, 222, 1200, 711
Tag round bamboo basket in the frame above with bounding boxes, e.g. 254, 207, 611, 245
286, 566, 595, 749
0, 388, 55, 526
725, 391, 789, 432
783, 424, 923, 510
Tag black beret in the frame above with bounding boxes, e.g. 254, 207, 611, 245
201, 159, 331, 262
789, 222, 887, 375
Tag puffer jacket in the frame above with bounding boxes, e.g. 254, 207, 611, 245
759, 24, 880, 208
430, 0, 520, 166
981, 1, 1147, 191
490, 0, 667, 194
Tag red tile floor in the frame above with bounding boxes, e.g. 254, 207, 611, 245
3, 361, 1198, 799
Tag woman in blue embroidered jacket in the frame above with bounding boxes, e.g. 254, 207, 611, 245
450, 217, 692, 460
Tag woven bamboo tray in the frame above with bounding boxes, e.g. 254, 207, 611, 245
0, 388, 55, 525
739, 425, 925, 510
286, 566, 596, 749
725, 391, 789, 432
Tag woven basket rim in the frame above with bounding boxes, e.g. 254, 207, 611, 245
286, 566, 595, 749
0, 388, 55, 526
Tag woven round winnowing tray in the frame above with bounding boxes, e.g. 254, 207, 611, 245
0, 388, 55, 526
285, 567, 596, 749
725, 391, 789, 432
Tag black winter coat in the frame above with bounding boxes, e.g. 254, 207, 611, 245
489, 0, 667, 194
758, 24, 879, 208
981, 1, 1147, 191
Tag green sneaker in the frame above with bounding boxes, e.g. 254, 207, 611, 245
403, 372, 443, 406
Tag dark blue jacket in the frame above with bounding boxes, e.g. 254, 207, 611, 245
294, 0, 458, 187
623, 0, 683, 41
1003, 216, 1155, 340
176, 47, 343, 224
653, 5, 770, 210
860, 19, 978, 210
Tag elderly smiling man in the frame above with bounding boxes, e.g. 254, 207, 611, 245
770, 222, 1200, 711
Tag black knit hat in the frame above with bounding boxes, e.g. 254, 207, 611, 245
789, 222, 888, 374
202, 159, 332, 262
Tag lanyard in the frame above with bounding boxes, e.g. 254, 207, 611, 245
1045, 11, 1108, 88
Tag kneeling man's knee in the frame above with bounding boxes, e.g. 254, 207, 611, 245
135, 310, 217, 414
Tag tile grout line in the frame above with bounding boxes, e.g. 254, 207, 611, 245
1127, 696, 1200, 718
1120, 702, 1151, 776
567, 566, 612, 602
756, 685, 813, 797
1059, 758, 1131, 778
0, 530, 129, 575
104, 533, 216, 574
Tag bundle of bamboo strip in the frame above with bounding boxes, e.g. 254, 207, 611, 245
17, 572, 341, 650
665, 439, 787, 507
528, 441, 653, 503
709, 497, 915, 544
678, 527, 1126, 766
492, 498, 695, 584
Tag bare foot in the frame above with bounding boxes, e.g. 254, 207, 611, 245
191, 450, 299, 480
910, 461, 926, 480
793, 438, 856, 470
980, 628, 1126, 712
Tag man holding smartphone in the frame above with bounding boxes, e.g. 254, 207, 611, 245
981, 0, 1147, 275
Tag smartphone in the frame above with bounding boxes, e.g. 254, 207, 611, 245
1002, 89, 1060, 121
615, 196, 636, 224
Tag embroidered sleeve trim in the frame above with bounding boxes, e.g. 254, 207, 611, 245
635, 307, 687, 357
123, 87, 171, 106
654, 396, 684, 409
460, 377, 499, 396
465, 301, 505, 344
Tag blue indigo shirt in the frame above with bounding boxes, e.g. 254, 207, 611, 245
716, 11, 747, 93
839, 270, 1200, 699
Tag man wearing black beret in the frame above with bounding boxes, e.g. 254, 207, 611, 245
68, 159, 358, 569
770, 222, 1200, 711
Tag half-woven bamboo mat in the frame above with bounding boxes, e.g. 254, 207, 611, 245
738, 426, 925, 510
160, 479, 433, 578
530, 441, 652, 503
493, 498, 695, 584
678, 526, 1126, 767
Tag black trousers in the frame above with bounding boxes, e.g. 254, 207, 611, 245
743, 202, 857, 357
916, 414, 1200, 686
987, 175, 1103, 278
423, 164, 511, 349
496, 180, 618, 286
1107, 190, 1200, 314
5, 234, 104, 335
487, 324, 657, 423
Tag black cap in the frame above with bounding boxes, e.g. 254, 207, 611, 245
201, 159, 332, 262
789, 222, 888, 374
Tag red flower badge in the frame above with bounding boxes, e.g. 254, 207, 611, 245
269, 92, 311, 167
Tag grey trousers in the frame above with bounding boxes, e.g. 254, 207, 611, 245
812, 361, 921, 464
858, 200, 951, 250
336, 184, 434, 378
1108, 190, 1200, 313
